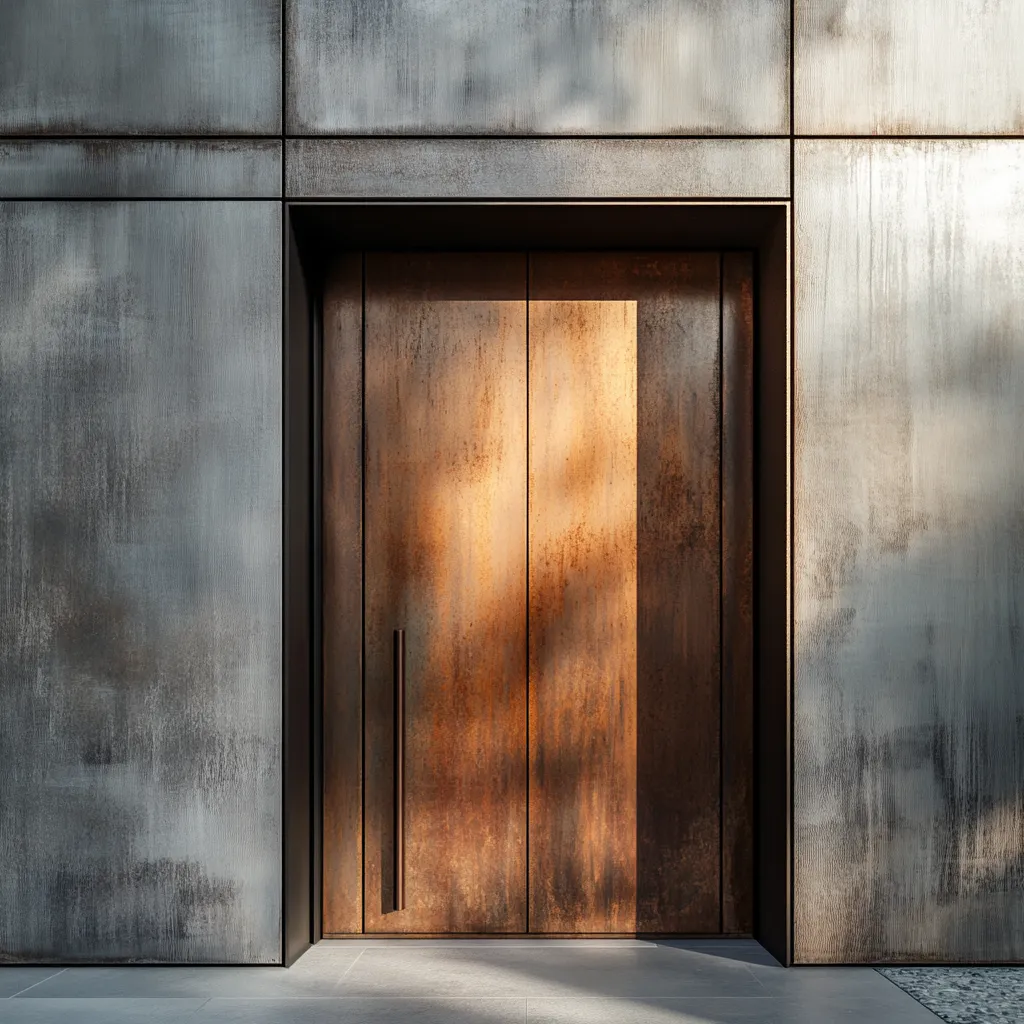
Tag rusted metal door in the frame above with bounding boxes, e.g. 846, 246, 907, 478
322, 251, 753, 936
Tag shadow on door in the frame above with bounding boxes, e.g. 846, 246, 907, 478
320, 250, 753, 938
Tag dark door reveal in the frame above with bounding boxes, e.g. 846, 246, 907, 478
322, 251, 754, 937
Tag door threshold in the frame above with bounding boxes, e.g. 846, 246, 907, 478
319, 934, 755, 942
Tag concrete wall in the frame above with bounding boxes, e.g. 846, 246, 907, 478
0, 0, 1022, 962
0, 201, 282, 962
794, 140, 1024, 962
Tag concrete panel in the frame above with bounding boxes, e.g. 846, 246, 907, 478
794, 140, 1024, 962
0, 201, 282, 962
0, 1, 281, 134
286, 138, 791, 199
286, 0, 789, 135
795, 1, 1024, 135
0, 142, 282, 198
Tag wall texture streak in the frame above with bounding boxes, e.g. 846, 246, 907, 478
0, 1, 282, 134
795, 1, 1024, 135
286, 0, 789, 135
794, 140, 1024, 962
0, 201, 282, 962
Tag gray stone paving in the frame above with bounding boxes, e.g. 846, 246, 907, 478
0, 941, 944, 1022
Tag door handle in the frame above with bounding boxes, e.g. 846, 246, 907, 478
393, 628, 406, 912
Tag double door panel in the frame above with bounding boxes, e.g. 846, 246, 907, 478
323, 251, 753, 935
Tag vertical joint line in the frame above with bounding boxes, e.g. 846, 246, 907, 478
280, 0, 286, 197
525, 250, 530, 935
788, 0, 797, 948
788, 52, 797, 956
280, 0, 284, 198
788, 151, 796, 967
278, 4, 286, 924
788, 0, 795, 140
280, 197, 288, 959
312, 285, 323, 942
360, 251, 367, 935
719, 251, 725, 936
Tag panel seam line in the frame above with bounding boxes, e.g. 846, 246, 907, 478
8, 968, 67, 999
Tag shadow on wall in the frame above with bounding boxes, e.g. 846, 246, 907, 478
288, 0, 788, 133
0, 203, 282, 962
794, 141, 1024, 963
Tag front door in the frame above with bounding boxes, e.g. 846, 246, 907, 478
322, 251, 753, 936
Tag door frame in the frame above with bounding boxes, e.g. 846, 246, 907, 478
282, 201, 793, 965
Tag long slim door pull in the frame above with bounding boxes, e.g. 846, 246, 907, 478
393, 628, 406, 912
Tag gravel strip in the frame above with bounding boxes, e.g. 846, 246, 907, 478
877, 967, 1024, 1024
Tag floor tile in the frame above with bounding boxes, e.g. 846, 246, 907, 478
532, 999, 937, 1024
195, 996, 526, 1022
0, 968, 66, 998
769, 992, 944, 1023
649, 941, 783, 967
527, 997, 788, 1023
19, 949, 362, 998
743, 964, 891, 994
0, 998, 207, 1022
336, 945, 765, 997
527, 993, 942, 1023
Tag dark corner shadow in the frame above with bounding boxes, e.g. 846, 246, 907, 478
644, 938, 783, 967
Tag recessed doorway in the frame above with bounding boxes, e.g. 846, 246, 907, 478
320, 249, 754, 937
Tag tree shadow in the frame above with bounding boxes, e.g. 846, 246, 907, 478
794, 280, 1024, 962
0, 203, 282, 963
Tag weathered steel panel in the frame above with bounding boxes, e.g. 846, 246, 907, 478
362, 254, 528, 934
528, 259, 639, 933
794, 140, 1024, 962
0, 141, 282, 199
286, 0, 789, 135
633, 252, 724, 934
0, 1, 281, 134
286, 139, 791, 200
0, 201, 282, 962
795, 1, 1024, 135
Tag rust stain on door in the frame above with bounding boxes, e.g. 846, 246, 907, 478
362, 253, 528, 934
529, 255, 639, 933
